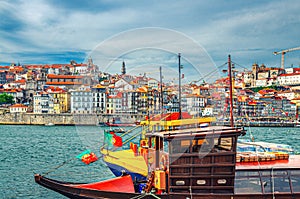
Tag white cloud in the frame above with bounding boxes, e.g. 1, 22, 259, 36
1, 0, 300, 69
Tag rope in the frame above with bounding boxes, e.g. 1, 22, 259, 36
122, 131, 143, 145
189, 185, 193, 199
272, 167, 275, 199
41, 158, 76, 176
130, 193, 161, 199
101, 113, 171, 152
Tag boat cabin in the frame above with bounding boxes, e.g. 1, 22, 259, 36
146, 126, 246, 195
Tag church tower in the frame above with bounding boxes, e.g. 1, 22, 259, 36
121, 61, 126, 75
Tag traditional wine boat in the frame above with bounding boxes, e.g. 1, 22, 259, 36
35, 124, 300, 198
35, 55, 300, 198
101, 112, 216, 181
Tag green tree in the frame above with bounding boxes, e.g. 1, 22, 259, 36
0, 93, 14, 104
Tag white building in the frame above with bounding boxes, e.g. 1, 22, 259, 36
277, 90, 296, 100
72, 64, 88, 75
202, 106, 214, 116
107, 92, 122, 114
255, 79, 268, 87
114, 78, 133, 91
70, 87, 93, 114
182, 94, 206, 116
91, 84, 107, 114
148, 78, 159, 89
277, 73, 300, 86
33, 92, 54, 113
9, 104, 28, 113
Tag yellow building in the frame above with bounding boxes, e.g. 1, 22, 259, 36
46, 87, 71, 113
53, 92, 70, 113
291, 97, 300, 118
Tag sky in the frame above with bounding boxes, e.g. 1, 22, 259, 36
1, 0, 300, 82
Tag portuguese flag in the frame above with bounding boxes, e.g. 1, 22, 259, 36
76, 150, 98, 165
104, 131, 123, 147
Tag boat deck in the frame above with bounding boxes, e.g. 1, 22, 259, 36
147, 125, 244, 138
236, 155, 300, 170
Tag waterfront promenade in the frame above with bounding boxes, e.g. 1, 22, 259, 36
0, 112, 298, 127
0, 112, 141, 126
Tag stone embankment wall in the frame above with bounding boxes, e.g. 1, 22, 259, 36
0, 113, 141, 125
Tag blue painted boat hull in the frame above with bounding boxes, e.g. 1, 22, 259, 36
104, 161, 147, 181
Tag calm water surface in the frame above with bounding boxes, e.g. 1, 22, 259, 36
0, 125, 299, 198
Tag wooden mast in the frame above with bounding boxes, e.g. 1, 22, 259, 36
160, 66, 163, 120
178, 53, 182, 119
228, 55, 234, 127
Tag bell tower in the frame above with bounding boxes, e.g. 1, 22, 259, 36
121, 61, 126, 75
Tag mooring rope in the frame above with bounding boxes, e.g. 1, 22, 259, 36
130, 193, 161, 199
41, 158, 76, 176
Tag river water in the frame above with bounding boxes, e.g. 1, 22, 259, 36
0, 125, 299, 198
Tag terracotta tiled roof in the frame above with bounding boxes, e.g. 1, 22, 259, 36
0, 66, 10, 70
46, 86, 66, 92
14, 79, 26, 84
0, 88, 17, 93
47, 74, 84, 79
10, 103, 28, 108
279, 73, 300, 77
136, 86, 147, 92
46, 82, 82, 85
74, 64, 87, 67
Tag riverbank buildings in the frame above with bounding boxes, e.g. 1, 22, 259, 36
0, 60, 300, 121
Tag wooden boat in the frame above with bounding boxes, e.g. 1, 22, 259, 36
101, 113, 216, 181
35, 124, 300, 198
100, 122, 136, 127
45, 122, 55, 126
35, 56, 300, 198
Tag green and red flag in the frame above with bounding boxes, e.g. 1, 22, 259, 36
104, 131, 123, 147
104, 131, 114, 146
112, 134, 123, 147
76, 150, 98, 165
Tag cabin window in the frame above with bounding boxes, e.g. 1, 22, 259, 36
192, 136, 234, 153
235, 176, 262, 194
217, 179, 227, 184
261, 173, 291, 194
192, 138, 213, 153
149, 137, 155, 149
236, 171, 259, 177
175, 180, 185, 185
261, 176, 272, 193
163, 140, 169, 153
196, 180, 206, 185
290, 170, 300, 192
171, 139, 190, 153
272, 176, 291, 193
216, 137, 233, 151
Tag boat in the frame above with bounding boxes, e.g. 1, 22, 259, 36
35, 125, 300, 198
237, 140, 295, 154
35, 55, 300, 198
99, 121, 136, 127
45, 122, 55, 126
104, 122, 136, 127
101, 112, 216, 181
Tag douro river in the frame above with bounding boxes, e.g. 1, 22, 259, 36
0, 125, 299, 198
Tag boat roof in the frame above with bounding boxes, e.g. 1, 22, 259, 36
236, 155, 300, 170
140, 116, 216, 126
146, 125, 245, 139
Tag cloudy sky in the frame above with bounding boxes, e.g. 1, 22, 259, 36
1, 0, 300, 82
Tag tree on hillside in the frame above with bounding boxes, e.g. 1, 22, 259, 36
0, 93, 14, 105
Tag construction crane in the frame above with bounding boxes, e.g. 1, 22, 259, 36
273, 46, 300, 68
